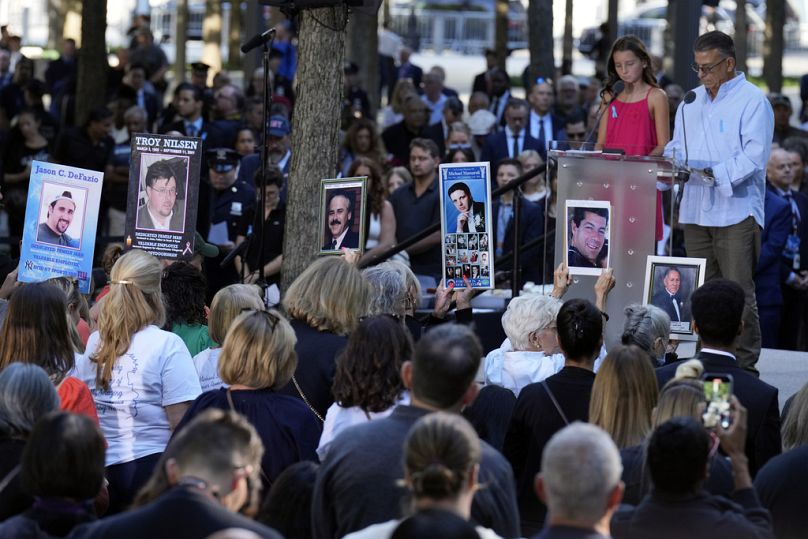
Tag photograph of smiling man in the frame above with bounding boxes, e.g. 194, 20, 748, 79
565, 200, 611, 275
37, 190, 81, 248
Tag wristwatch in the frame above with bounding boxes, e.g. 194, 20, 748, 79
703, 167, 715, 179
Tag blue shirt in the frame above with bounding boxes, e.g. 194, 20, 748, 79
664, 73, 773, 228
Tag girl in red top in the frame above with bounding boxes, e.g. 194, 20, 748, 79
597, 35, 670, 240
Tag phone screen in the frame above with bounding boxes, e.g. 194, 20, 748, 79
702, 375, 733, 429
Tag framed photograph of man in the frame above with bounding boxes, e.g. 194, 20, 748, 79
439, 162, 494, 289
135, 154, 189, 233
642, 256, 707, 340
319, 177, 367, 254
565, 200, 611, 276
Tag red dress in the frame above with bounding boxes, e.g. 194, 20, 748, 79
605, 87, 664, 240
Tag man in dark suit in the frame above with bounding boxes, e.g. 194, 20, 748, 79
397, 46, 422, 89
472, 49, 497, 96
382, 95, 442, 165
122, 63, 161, 130
73, 410, 282, 539
448, 181, 486, 234
767, 147, 808, 350
651, 267, 690, 324
488, 68, 512, 128
527, 80, 567, 159
160, 82, 225, 150
322, 189, 359, 250
480, 99, 541, 167
754, 188, 791, 348
655, 279, 781, 475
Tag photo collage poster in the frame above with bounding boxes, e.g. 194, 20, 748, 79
439, 162, 494, 289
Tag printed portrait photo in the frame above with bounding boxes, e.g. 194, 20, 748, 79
565, 200, 611, 276
36, 182, 88, 250
643, 256, 707, 340
135, 154, 189, 233
320, 178, 367, 254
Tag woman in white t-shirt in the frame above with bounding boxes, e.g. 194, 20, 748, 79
193, 284, 265, 393
74, 249, 201, 513
345, 412, 502, 539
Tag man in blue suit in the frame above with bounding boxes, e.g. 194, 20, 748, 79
754, 189, 791, 348
527, 80, 567, 158
480, 99, 542, 170
397, 47, 422, 89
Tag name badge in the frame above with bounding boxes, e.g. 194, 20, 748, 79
231, 202, 243, 216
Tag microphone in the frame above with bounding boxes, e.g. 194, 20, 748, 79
583, 81, 625, 147
678, 90, 697, 182
241, 27, 277, 54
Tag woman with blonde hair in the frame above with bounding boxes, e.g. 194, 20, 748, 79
381, 79, 418, 128
781, 381, 808, 451
0, 282, 98, 423
73, 249, 202, 513
175, 309, 320, 487
619, 359, 734, 504
279, 257, 370, 420
346, 412, 500, 539
194, 284, 264, 393
589, 344, 659, 449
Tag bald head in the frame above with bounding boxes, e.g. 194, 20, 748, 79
768, 148, 796, 191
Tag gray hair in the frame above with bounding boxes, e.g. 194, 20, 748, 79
541, 422, 622, 525
558, 74, 579, 91
363, 262, 410, 318
621, 304, 670, 363
502, 294, 563, 351
0, 363, 60, 438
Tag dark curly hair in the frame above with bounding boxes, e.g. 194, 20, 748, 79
332, 315, 412, 413
161, 261, 208, 328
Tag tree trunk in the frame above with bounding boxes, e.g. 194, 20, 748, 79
75, 0, 107, 127
495, 0, 509, 68
561, 0, 573, 75
281, 6, 346, 291
735, 0, 748, 75
527, 0, 553, 84
175, 0, 188, 83
346, 10, 380, 116
763, 0, 784, 93
607, 0, 619, 47
228, 1, 242, 70
202, 0, 223, 75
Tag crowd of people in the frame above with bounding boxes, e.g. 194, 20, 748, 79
0, 13, 806, 539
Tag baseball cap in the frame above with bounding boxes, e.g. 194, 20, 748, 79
50, 190, 76, 208
193, 231, 219, 258
769, 93, 792, 109
267, 115, 291, 137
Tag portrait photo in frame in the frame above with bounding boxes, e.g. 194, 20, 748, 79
642, 255, 707, 341
319, 177, 367, 254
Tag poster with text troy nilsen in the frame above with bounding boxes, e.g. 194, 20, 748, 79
18, 161, 103, 293
439, 162, 494, 289
124, 133, 202, 259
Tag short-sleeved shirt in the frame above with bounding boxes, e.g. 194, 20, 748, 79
192, 347, 226, 393
74, 325, 202, 466
389, 178, 441, 278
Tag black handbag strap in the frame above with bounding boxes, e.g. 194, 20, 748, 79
542, 381, 570, 425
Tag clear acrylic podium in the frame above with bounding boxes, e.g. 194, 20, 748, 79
547, 143, 677, 347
